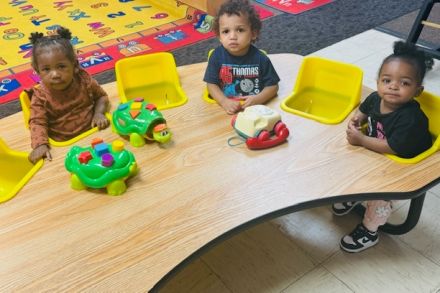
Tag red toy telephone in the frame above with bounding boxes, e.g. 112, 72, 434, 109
231, 105, 289, 150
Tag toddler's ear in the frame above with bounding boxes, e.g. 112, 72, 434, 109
74, 60, 80, 73
416, 86, 424, 97
252, 30, 258, 41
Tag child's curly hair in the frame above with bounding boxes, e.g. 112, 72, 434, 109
379, 41, 434, 84
29, 26, 78, 72
213, 0, 262, 42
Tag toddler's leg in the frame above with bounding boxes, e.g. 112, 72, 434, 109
363, 200, 393, 232
340, 200, 393, 253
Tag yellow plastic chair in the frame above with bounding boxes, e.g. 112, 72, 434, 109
202, 49, 217, 104
115, 52, 188, 110
386, 91, 440, 163
0, 138, 43, 203
19, 89, 111, 147
281, 56, 363, 124
202, 48, 267, 104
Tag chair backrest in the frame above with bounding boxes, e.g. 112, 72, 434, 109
386, 90, 440, 163
416, 90, 440, 138
294, 56, 363, 102
0, 137, 44, 203
281, 56, 363, 124
115, 52, 187, 110
19, 90, 32, 129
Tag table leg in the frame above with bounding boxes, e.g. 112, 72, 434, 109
353, 193, 426, 235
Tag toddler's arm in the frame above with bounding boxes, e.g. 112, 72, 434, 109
348, 110, 367, 130
241, 84, 279, 108
29, 90, 52, 163
207, 83, 242, 114
92, 95, 110, 129
346, 122, 395, 155
29, 144, 52, 164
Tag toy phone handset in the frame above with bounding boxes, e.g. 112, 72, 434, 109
246, 121, 289, 149
231, 105, 290, 150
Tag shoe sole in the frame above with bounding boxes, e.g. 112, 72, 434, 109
339, 239, 379, 253
332, 201, 362, 216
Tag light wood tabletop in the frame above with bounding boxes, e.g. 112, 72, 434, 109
0, 54, 439, 292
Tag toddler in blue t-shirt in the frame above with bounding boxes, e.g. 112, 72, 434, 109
203, 0, 280, 114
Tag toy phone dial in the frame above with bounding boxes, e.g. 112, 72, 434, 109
231, 105, 289, 150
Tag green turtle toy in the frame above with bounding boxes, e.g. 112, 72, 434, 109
65, 138, 138, 196
112, 98, 171, 147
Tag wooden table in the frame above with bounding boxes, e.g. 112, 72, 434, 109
0, 54, 439, 292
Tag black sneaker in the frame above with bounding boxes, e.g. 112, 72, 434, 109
332, 201, 361, 216
340, 224, 379, 253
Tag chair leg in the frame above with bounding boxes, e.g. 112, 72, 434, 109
406, 0, 440, 60
407, 0, 435, 44
353, 193, 426, 235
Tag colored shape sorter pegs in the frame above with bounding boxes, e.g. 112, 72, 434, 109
91, 137, 104, 148
118, 103, 128, 111
131, 102, 142, 110
78, 151, 93, 164
94, 143, 110, 156
145, 103, 156, 111
130, 110, 140, 119
101, 153, 114, 167
112, 140, 125, 152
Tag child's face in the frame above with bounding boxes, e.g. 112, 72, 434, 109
35, 47, 76, 91
218, 12, 257, 56
377, 59, 423, 110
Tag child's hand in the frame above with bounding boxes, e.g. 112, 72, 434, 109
219, 98, 242, 115
348, 115, 361, 130
92, 113, 110, 129
241, 95, 261, 108
346, 123, 364, 146
29, 144, 52, 164
242, 85, 278, 109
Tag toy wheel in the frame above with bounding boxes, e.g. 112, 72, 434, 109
130, 133, 146, 147
71, 174, 86, 191
258, 130, 270, 141
129, 162, 139, 177
274, 121, 287, 136
107, 180, 127, 196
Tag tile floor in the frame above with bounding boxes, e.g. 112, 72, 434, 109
310, 29, 440, 96
160, 30, 440, 293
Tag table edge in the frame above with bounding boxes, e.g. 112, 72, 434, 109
151, 176, 440, 292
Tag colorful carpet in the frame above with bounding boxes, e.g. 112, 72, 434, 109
255, 0, 333, 15
0, 1, 273, 105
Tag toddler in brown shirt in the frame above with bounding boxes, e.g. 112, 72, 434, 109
28, 27, 109, 164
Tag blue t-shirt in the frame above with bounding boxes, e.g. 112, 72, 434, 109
203, 45, 280, 98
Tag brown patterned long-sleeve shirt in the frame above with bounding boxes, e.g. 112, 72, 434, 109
29, 69, 108, 149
